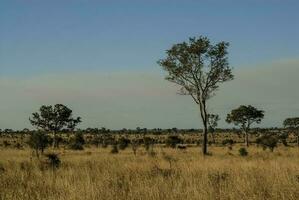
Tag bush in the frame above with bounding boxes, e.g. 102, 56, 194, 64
14, 142, 23, 149
27, 132, 50, 157
278, 133, 288, 146
143, 137, 154, 152
3, 140, 10, 147
118, 137, 130, 150
69, 133, 85, 150
111, 144, 119, 154
45, 153, 61, 170
256, 135, 278, 152
239, 147, 248, 156
222, 139, 234, 146
131, 139, 139, 155
166, 136, 182, 148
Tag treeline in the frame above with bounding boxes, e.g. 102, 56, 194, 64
0, 127, 287, 135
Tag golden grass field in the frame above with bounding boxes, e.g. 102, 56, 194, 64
1, 145, 299, 200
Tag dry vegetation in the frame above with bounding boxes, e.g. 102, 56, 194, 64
1, 144, 299, 200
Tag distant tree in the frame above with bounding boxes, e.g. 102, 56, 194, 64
207, 114, 220, 144
27, 132, 50, 157
226, 105, 264, 147
29, 104, 81, 149
4, 129, 13, 133
158, 36, 233, 155
283, 117, 299, 147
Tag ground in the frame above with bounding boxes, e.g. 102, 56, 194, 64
1, 145, 299, 200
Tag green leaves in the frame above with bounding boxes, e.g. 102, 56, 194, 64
158, 36, 233, 101
29, 104, 81, 133
226, 105, 264, 129
283, 117, 299, 129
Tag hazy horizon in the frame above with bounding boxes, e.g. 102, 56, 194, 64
0, 0, 298, 129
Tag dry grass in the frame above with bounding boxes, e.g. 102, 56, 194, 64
1, 146, 299, 200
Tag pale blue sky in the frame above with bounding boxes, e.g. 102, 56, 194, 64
0, 0, 298, 129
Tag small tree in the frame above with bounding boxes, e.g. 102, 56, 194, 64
208, 114, 220, 144
283, 117, 299, 147
226, 105, 264, 147
29, 104, 81, 149
27, 132, 50, 157
158, 36, 233, 155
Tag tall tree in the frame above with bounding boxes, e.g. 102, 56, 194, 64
283, 117, 299, 147
226, 105, 264, 147
158, 36, 233, 155
29, 104, 81, 148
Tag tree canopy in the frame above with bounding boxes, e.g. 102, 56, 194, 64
283, 117, 299, 129
30, 104, 81, 132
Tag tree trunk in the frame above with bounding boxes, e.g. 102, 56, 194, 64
244, 131, 249, 147
202, 124, 208, 155
200, 101, 208, 155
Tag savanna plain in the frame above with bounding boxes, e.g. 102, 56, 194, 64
1, 133, 299, 200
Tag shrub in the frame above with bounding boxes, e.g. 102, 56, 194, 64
278, 133, 288, 146
111, 144, 119, 154
14, 142, 23, 149
222, 139, 234, 146
27, 132, 50, 157
143, 137, 154, 152
118, 137, 130, 150
3, 140, 11, 147
131, 139, 139, 155
256, 135, 278, 152
45, 153, 61, 170
69, 133, 85, 150
166, 135, 182, 148
239, 147, 248, 156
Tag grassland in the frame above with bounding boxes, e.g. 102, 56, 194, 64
1, 144, 299, 200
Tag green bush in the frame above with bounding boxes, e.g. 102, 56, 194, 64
222, 139, 234, 146
118, 137, 130, 150
45, 153, 61, 170
256, 135, 278, 152
27, 132, 50, 156
69, 133, 85, 150
143, 137, 154, 151
166, 136, 182, 148
239, 147, 248, 156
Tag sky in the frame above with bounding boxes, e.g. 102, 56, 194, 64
0, 0, 298, 129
